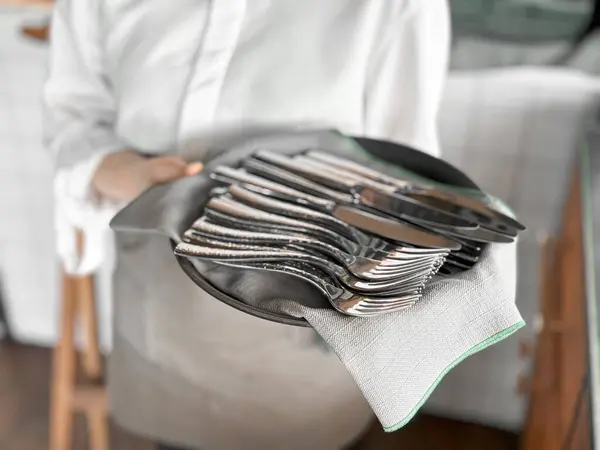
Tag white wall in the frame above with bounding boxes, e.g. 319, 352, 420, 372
0, 10, 113, 350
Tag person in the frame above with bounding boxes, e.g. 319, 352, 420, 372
44, 1, 450, 449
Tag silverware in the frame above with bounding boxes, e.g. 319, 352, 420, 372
188, 220, 437, 281
305, 150, 525, 234
198, 212, 447, 276
412, 220, 515, 244
203, 181, 475, 272
215, 261, 421, 317
182, 231, 440, 293
227, 184, 461, 251
204, 196, 447, 261
330, 204, 462, 250
240, 159, 510, 245
250, 151, 479, 230
174, 243, 439, 294
188, 225, 444, 276
212, 165, 461, 250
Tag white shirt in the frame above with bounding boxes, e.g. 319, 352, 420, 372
44, 0, 449, 276
44, 2, 450, 448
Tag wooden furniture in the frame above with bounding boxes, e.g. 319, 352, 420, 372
21, 21, 50, 42
0, 0, 53, 6
49, 232, 109, 450
16, 12, 110, 449
520, 142, 599, 449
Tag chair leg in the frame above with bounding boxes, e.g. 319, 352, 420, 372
50, 273, 78, 450
76, 275, 102, 381
74, 272, 109, 449
87, 408, 109, 450
74, 387, 109, 450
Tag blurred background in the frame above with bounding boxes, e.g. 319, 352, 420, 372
0, 0, 599, 449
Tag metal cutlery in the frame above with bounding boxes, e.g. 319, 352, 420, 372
188, 220, 436, 281
411, 219, 515, 244
244, 156, 512, 245
175, 243, 439, 294
174, 148, 524, 317
182, 232, 440, 293
226, 184, 461, 251
204, 196, 447, 261
211, 165, 462, 250
304, 150, 525, 235
214, 261, 421, 317
196, 213, 446, 276
250, 151, 479, 230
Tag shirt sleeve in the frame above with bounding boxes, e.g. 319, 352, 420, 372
364, 0, 450, 157
44, 0, 126, 275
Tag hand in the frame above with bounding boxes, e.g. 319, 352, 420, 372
92, 150, 203, 202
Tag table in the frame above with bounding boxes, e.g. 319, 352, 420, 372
520, 129, 600, 449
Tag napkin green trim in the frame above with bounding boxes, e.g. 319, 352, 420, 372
384, 320, 526, 432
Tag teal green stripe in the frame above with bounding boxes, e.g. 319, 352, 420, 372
384, 320, 526, 432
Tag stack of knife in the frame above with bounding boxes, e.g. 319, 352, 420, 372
174, 150, 525, 317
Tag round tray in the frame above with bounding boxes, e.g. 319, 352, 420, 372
175, 137, 481, 327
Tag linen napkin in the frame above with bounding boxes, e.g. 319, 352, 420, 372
242, 237, 524, 431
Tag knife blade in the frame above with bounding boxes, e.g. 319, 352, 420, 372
410, 218, 515, 244
331, 205, 461, 250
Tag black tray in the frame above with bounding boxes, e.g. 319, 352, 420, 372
111, 129, 481, 327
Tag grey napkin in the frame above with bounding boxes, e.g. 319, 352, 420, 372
243, 238, 523, 431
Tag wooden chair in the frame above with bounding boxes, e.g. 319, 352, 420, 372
49, 232, 109, 450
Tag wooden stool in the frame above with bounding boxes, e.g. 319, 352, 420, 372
15, 10, 109, 449
50, 233, 109, 450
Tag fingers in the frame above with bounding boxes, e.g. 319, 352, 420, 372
186, 161, 204, 176
145, 156, 203, 185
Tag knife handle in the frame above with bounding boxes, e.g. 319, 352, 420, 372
254, 150, 358, 193
211, 166, 334, 208
305, 151, 411, 186
207, 196, 322, 230
294, 155, 395, 193
243, 157, 354, 203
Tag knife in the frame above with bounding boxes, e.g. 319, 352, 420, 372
210, 167, 461, 249
304, 150, 525, 234
250, 151, 478, 230
227, 184, 461, 250
293, 154, 519, 238
411, 219, 515, 244
331, 205, 461, 250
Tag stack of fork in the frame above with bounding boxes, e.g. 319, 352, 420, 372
175, 150, 525, 317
